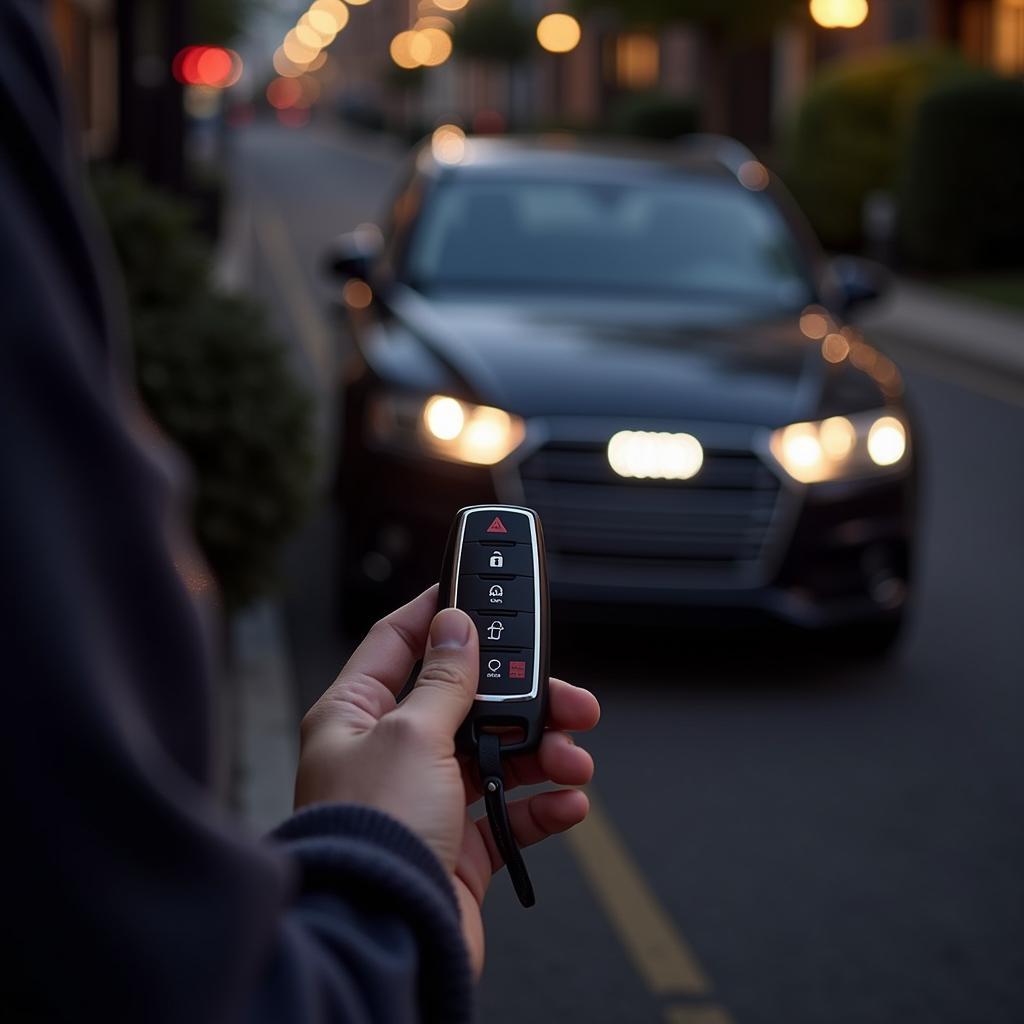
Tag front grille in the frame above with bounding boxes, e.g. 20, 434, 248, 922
518, 440, 781, 583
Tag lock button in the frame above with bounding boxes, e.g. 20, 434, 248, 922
455, 575, 535, 613
459, 542, 534, 578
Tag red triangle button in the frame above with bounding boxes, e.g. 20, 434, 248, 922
486, 516, 508, 534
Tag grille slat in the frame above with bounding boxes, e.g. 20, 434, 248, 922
519, 441, 780, 576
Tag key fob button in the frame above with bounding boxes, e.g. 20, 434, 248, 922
471, 612, 535, 649
459, 542, 534, 577
479, 650, 534, 697
456, 575, 534, 613
462, 509, 533, 545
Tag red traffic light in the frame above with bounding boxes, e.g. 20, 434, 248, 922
172, 46, 243, 88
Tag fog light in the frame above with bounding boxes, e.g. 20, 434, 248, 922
607, 431, 703, 480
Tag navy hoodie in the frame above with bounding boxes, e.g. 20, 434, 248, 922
0, 2, 473, 1020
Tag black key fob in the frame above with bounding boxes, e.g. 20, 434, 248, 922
437, 505, 550, 758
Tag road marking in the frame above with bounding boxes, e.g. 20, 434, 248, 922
565, 789, 721, 997
664, 1004, 735, 1024
253, 203, 334, 380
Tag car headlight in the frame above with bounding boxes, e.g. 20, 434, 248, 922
369, 393, 526, 466
769, 410, 908, 483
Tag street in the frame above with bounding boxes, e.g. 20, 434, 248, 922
229, 119, 1024, 1024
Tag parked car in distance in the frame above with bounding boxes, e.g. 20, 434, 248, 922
326, 134, 916, 651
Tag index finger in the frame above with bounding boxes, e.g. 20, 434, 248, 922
336, 585, 438, 696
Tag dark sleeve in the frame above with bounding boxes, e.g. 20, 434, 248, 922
0, 3, 473, 1021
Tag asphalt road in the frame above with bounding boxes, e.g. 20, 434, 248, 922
229, 119, 1024, 1024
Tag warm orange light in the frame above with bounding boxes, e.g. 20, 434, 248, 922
295, 20, 326, 48
311, 0, 350, 32
536, 13, 581, 53
415, 15, 455, 33
432, 123, 466, 164
390, 31, 420, 69
799, 308, 830, 339
737, 160, 769, 191
433, 0, 468, 9
283, 30, 320, 64
417, 28, 453, 66
266, 77, 303, 110
821, 333, 850, 363
343, 279, 374, 309
809, 0, 869, 29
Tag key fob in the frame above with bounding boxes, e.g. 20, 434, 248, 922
437, 505, 550, 757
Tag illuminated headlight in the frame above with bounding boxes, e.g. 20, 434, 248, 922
370, 393, 525, 466
607, 431, 704, 480
769, 410, 908, 483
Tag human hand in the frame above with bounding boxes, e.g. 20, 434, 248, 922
294, 585, 600, 974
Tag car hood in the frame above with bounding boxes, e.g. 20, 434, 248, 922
385, 289, 828, 427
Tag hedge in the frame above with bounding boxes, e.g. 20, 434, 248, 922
899, 76, 1024, 271
92, 168, 315, 608
785, 46, 979, 249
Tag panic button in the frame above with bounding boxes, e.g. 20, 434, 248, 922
463, 509, 532, 544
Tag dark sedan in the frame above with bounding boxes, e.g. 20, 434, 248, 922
326, 133, 916, 649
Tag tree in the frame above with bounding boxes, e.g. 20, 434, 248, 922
573, 0, 804, 132
452, 0, 533, 65
451, 0, 534, 127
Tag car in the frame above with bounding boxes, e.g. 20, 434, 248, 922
325, 134, 917, 649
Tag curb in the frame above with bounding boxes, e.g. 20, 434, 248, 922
857, 281, 1024, 381
231, 601, 299, 832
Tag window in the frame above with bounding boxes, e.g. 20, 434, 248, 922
616, 33, 660, 90
404, 176, 814, 311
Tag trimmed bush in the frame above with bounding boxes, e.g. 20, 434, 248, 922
452, 0, 533, 63
609, 91, 698, 140
91, 168, 315, 608
786, 46, 979, 249
899, 76, 1024, 271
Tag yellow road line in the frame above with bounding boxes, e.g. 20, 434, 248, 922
564, 788, 713, 997
253, 204, 333, 380
664, 1004, 735, 1024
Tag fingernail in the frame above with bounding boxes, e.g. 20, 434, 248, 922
430, 608, 473, 649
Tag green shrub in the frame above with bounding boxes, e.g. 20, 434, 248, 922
452, 0, 533, 63
785, 46, 979, 249
609, 91, 698, 140
899, 76, 1024, 272
92, 168, 315, 608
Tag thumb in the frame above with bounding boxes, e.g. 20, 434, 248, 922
400, 608, 478, 736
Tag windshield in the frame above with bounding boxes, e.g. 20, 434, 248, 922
403, 176, 814, 309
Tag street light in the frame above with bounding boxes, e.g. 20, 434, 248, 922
536, 13, 582, 53
809, 0, 869, 29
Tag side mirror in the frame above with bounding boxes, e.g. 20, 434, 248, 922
830, 255, 890, 312
323, 224, 384, 282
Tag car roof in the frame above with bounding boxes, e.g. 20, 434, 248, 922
417, 134, 759, 186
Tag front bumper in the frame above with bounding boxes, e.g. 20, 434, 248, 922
342, 415, 914, 630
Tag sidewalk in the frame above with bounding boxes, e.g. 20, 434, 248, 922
856, 278, 1024, 379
